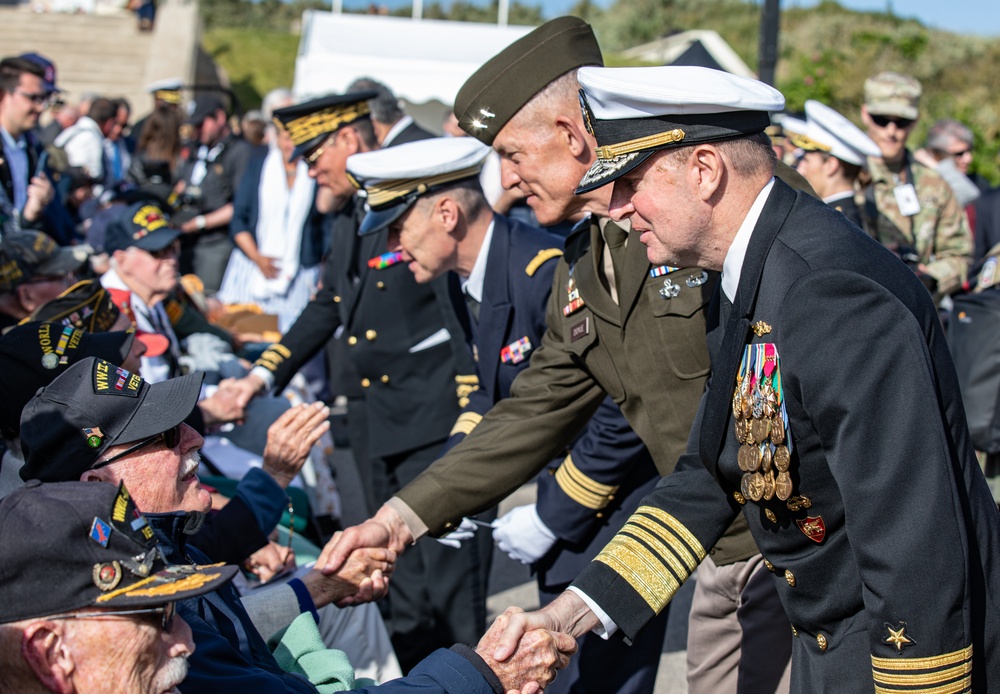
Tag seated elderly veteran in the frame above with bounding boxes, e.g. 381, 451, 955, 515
0, 480, 234, 694
16, 357, 385, 689
0, 230, 85, 330
0, 320, 139, 496
17, 358, 574, 693
23, 289, 399, 683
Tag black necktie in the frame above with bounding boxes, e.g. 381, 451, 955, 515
720, 290, 734, 327
465, 292, 481, 322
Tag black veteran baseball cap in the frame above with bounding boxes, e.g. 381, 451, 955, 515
273, 91, 377, 161
0, 480, 236, 624
574, 66, 786, 194
0, 322, 134, 439
104, 201, 181, 255
19, 357, 203, 483
348, 137, 491, 236
0, 231, 86, 294
454, 17, 603, 146
27, 279, 123, 333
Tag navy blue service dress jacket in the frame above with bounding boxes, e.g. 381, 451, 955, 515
573, 178, 1000, 692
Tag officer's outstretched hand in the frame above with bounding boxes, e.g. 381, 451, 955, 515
493, 504, 557, 564
492, 592, 597, 663
301, 546, 396, 609
477, 607, 577, 694
318, 504, 414, 604
219, 373, 267, 410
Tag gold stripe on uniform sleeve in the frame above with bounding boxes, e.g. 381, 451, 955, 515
872, 645, 972, 693
554, 454, 619, 510
455, 374, 480, 386
594, 506, 705, 613
270, 344, 292, 358
449, 412, 483, 437
525, 248, 563, 277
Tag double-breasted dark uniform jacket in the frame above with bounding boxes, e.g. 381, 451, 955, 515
254, 196, 470, 464
394, 213, 764, 567
443, 215, 659, 589
572, 178, 1000, 692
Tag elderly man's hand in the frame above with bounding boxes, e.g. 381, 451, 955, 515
198, 387, 247, 426
300, 546, 396, 608
219, 374, 267, 410
492, 591, 598, 663
476, 607, 577, 693
319, 504, 414, 578
261, 402, 330, 488
22, 174, 54, 223
244, 540, 296, 583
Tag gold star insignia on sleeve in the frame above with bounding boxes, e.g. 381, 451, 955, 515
883, 622, 915, 652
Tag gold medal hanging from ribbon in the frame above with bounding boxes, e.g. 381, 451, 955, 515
733, 342, 797, 510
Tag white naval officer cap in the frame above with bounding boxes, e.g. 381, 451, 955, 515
575, 66, 786, 194
787, 100, 882, 167
773, 113, 809, 139
348, 136, 491, 236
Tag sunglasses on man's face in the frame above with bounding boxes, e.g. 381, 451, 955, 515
90, 424, 183, 470
870, 114, 914, 130
44, 602, 177, 632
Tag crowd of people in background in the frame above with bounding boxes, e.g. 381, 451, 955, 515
1, 13, 999, 692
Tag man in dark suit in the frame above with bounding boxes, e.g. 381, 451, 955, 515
347, 77, 435, 148
491, 65, 1000, 693
226, 92, 486, 671
348, 135, 664, 693
0, 54, 74, 243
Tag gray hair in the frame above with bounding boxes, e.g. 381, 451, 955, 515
261, 87, 293, 121
925, 119, 974, 153
346, 77, 403, 126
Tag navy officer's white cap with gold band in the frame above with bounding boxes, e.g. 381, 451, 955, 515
575, 66, 786, 194
790, 100, 882, 168
348, 137, 491, 236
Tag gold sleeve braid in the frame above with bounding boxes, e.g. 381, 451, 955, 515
554, 453, 619, 510
455, 374, 479, 408
254, 343, 292, 374
449, 412, 483, 437
594, 506, 705, 614
872, 645, 972, 693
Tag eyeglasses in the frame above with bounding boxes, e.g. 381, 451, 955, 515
870, 114, 914, 129
305, 134, 337, 166
90, 424, 182, 470
147, 243, 179, 261
947, 148, 973, 159
22, 272, 73, 285
15, 89, 53, 107
43, 602, 177, 632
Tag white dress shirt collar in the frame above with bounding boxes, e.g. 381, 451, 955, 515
721, 177, 775, 302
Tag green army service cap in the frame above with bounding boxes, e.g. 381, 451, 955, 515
454, 16, 603, 146
863, 72, 921, 120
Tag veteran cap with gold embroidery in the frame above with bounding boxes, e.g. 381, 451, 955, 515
0, 321, 134, 439
0, 480, 236, 624
0, 231, 86, 294
19, 357, 203, 483
28, 279, 123, 334
575, 66, 785, 194
104, 201, 181, 255
273, 91, 377, 161
790, 100, 881, 167
349, 137, 491, 236
454, 16, 603, 146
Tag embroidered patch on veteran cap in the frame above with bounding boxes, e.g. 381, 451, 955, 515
28, 279, 123, 334
273, 91, 377, 161
454, 16, 603, 146
348, 137, 490, 236
575, 66, 785, 194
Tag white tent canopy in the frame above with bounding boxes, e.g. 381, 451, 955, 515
293, 12, 533, 106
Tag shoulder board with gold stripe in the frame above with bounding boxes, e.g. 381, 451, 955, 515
525, 248, 564, 277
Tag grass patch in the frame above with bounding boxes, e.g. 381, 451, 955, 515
202, 28, 300, 111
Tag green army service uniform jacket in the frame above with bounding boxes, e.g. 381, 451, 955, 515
397, 214, 760, 566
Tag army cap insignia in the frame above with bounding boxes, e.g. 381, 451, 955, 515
84, 427, 105, 448
93, 560, 123, 591
89, 516, 112, 547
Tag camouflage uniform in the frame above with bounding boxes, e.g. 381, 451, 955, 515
866, 153, 972, 296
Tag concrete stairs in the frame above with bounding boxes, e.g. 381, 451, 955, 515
0, 0, 200, 119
